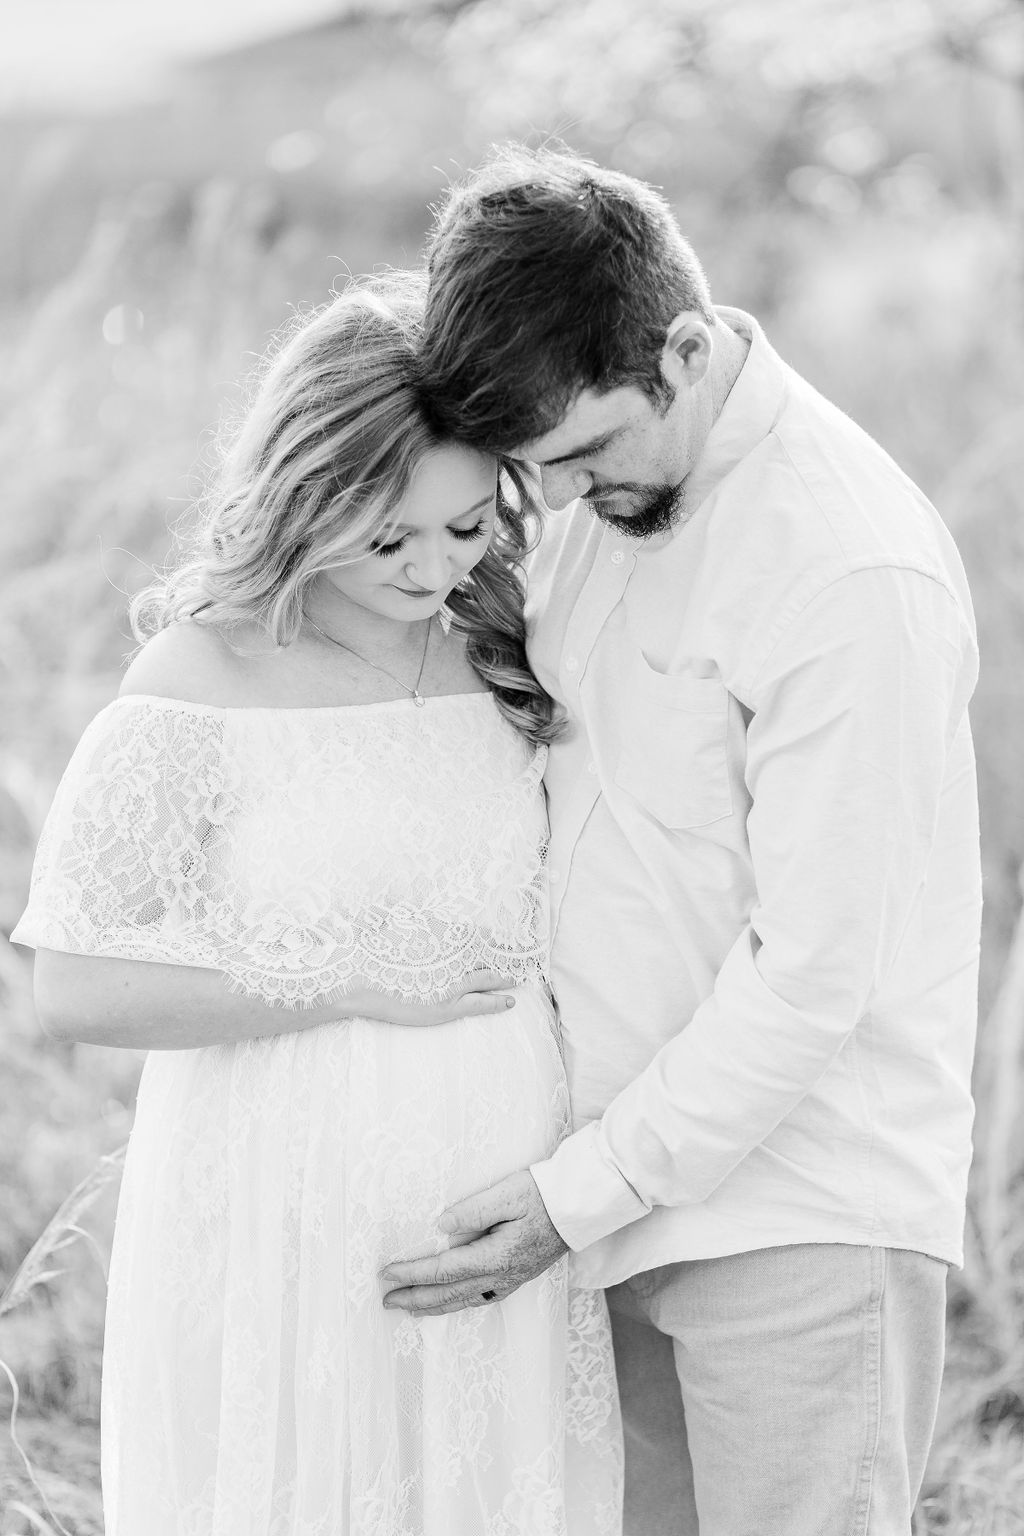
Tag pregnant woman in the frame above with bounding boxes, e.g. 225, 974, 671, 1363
13, 271, 622, 1535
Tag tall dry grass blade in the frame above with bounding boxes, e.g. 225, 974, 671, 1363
64, 1222, 111, 1283
0, 1357, 74, 1536
0, 1143, 126, 1319
7, 1502, 62, 1536
971, 867, 1024, 1344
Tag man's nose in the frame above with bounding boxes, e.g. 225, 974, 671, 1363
540, 464, 591, 510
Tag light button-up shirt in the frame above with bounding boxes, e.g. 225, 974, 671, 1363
527, 308, 982, 1288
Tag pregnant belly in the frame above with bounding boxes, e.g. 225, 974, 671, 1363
121, 983, 568, 1296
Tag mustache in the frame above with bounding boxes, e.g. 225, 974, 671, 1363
584, 482, 647, 500
584, 479, 686, 540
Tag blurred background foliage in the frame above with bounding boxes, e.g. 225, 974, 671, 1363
1, 0, 1022, 1529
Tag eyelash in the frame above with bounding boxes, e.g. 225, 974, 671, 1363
552, 440, 611, 470
372, 520, 488, 558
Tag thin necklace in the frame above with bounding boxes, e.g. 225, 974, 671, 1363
303, 612, 434, 707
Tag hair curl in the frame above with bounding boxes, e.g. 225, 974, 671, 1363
132, 270, 562, 746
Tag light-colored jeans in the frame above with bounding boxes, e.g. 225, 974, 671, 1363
606, 1244, 947, 1536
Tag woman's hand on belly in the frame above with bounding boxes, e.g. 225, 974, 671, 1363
352, 971, 520, 1027
32, 952, 518, 1050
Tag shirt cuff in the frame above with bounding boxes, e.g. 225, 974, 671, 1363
530, 1120, 651, 1252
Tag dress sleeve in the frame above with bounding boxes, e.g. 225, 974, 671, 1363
11, 698, 238, 974
14, 694, 551, 1009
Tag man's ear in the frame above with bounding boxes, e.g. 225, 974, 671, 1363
662, 314, 713, 388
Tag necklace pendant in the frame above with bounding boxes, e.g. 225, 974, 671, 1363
413, 691, 426, 708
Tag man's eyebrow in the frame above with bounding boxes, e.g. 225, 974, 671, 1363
535, 428, 622, 468
387, 493, 495, 535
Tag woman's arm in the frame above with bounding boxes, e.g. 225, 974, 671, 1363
33, 949, 516, 1050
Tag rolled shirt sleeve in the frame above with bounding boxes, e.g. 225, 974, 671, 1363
532, 564, 979, 1252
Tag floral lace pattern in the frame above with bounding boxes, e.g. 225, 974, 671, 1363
17, 694, 551, 1004
17, 694, 623, 1535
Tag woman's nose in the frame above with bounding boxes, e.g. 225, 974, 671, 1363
404, 543, 450, 590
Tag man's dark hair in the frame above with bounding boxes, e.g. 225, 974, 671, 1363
420, 143, 715, 453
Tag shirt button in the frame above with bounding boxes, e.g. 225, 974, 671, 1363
586, 760, 597, 775
548, 868, 561, 884
564, 656, 579, 674
610, 551, 625, 565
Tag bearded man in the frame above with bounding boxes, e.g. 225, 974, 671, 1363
383, 145, 982, 1536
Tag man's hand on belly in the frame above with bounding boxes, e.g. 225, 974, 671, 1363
380, 1171, 568, 1316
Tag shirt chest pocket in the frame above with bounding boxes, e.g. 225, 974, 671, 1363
612, 661, 733, 830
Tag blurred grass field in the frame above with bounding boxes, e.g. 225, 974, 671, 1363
1, 5, 1023, 1531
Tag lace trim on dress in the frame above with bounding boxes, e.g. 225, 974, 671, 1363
14, 695, 551, 1007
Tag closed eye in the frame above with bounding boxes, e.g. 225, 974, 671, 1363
449, 519, 488, 542
372, 519, 489, 559
540, 430, 621, 469
372, 534, 408, 558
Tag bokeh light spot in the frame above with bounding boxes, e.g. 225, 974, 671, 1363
265, 131, 324, 174
101, 306, 145, 346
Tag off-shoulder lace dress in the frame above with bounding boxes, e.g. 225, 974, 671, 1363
14, 693, 623, 1536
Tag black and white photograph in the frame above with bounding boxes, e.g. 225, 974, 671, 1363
1, 1, 1022, 1532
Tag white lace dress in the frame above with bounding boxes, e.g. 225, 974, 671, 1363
14, 692, 622, 1536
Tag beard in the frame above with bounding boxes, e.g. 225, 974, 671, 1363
584, 479, 685, 539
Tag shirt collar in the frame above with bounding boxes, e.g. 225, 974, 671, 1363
625, 307, 788, 556
683, 307, 788, 514
587, 306, 789, 556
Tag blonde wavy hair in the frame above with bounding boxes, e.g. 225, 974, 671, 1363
133, 270, 562, 746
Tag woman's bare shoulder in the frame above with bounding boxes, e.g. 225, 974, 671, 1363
119, 622, 263, 708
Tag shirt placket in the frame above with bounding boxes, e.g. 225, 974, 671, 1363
548, 533, 637, 938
